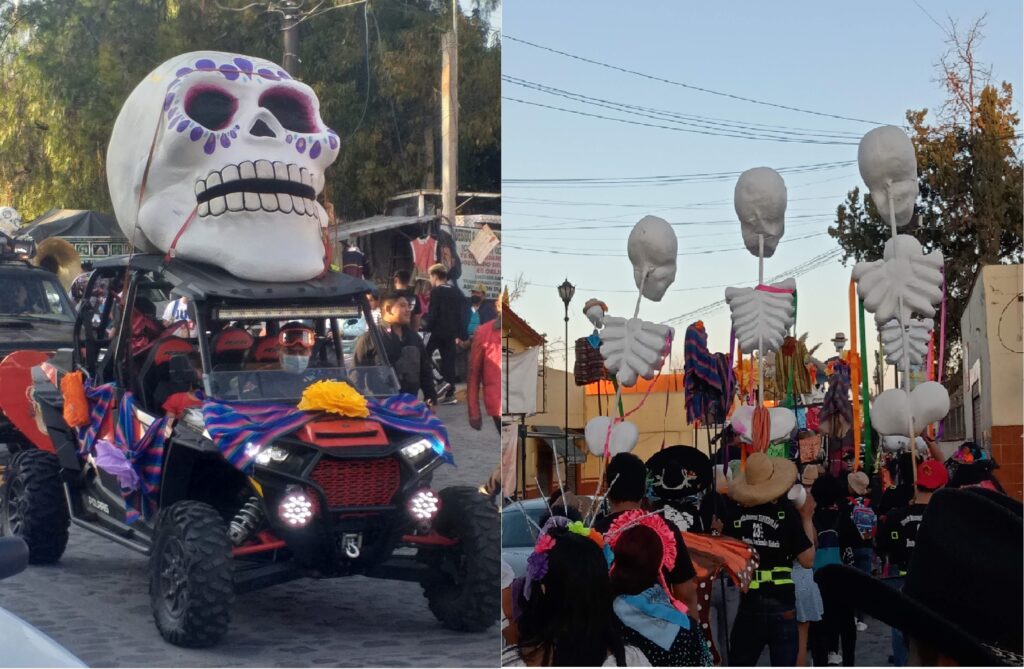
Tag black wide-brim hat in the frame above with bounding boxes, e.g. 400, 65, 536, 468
646, 445, 712, 500
816, 488, 1023, 666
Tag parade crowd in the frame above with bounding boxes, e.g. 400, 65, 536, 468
500, 431, 1022, 667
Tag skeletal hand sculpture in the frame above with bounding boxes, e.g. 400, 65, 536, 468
627, 215, 678, 301
107, 52, 341, 282
858, 126, 918, 228
599, 316, 673, 387
725, 279, 797, 354
735, 167, 787, 257
852, 235, 944, 325
880, 317, 933, 366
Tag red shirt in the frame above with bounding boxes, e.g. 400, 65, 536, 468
467, 319, 502, 422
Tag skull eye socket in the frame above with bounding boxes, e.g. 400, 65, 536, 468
184, 86, 238, 131
259, 87, 316, 134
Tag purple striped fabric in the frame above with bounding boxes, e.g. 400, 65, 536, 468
367, 394, 454, 465
77, 381, 116, 455
201, 399, 315, 473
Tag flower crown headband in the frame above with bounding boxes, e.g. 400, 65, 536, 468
523, 519, 604, 600
605, 508, 688, 615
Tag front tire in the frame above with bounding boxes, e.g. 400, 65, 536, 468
422, 486, 499, 632
149, 501, 234, 647
1, 449, 69, 564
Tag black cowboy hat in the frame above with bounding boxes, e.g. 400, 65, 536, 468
816, 487, 1023, 666
645, 445, 711, 500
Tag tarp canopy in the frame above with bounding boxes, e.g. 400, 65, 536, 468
21, 209, 125, 241
328, 214, 438, 242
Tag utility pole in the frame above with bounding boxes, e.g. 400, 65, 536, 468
440, 0, 458, 227
282, 0, 301, 76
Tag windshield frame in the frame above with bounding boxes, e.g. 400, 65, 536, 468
194, 293, 397, 402
0, 267, 77, 322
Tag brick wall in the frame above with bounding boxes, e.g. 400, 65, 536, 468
990, 425, 1023, 501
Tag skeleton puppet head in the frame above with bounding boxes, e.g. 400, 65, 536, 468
107, 52, 340, 281
734, 167, 787, 257
858, 125, 918, 228
0, 207, 21, 237
627, 215, 677, 301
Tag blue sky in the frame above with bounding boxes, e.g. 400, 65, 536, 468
501, 1, 1023, 383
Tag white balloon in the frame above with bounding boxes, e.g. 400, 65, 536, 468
107, 52, 340, 282
729, 405, 797, 444
627, 215, 678, 301
584, 417, 639, 457
858, 126, 918, 228
881, 435, 928, 453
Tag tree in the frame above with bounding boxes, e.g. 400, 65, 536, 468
0, 0, 500, 222
828, 16, 1022, 389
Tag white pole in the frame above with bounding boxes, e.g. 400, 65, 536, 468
888, 189, 917, 482
757, 234, 765, 407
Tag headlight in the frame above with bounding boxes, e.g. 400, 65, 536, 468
401, 438, 436, 463
254, 445, 290, 467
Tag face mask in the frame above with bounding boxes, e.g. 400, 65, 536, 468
281, 353, 310, 373
471, 296, 482, 306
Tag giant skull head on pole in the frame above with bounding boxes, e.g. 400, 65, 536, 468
107, 52, 341, 282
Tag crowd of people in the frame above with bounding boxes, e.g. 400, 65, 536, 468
501, 431, 1022, 667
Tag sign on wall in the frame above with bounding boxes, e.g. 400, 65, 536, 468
454, 220, 501, 298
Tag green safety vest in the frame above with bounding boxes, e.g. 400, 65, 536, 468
748, 566, 794, 589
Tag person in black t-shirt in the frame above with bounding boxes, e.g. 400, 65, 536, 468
593, 453, 699, 615
422, 264, 467, 405
353, 291, 437, 406
876, 459, 949, 667
391, 270, 422, 332
724, 453, 815, 667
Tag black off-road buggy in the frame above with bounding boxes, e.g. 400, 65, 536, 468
0, 254, 498, 647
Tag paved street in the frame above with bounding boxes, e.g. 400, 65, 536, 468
0, 397, 501, 668
755, 616, 894, 666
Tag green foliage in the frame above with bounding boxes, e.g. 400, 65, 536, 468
0, 0, 499, 221
828, 83, 1022, 384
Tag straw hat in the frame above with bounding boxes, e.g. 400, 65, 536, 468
729, 453, 798, 507
801, 465, 821, 486
848, 471, 870, 496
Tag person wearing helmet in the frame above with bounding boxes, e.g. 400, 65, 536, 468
279, 322, 317, 373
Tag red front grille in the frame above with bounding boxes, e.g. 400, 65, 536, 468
310, 458, 401, 508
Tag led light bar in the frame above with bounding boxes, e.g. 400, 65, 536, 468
215, 306, 363, 320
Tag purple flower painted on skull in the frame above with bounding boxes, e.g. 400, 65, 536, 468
159, 58, 335, 158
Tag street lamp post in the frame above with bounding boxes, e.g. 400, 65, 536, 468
557, 279, 575, 492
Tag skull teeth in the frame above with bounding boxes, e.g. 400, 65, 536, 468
194, 162, 319, 219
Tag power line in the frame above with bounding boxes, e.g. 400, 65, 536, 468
504, 75, 866, 141
508, 212, 836, 232
505, 160, 857, 186
505, 34, 889, 126
504, 232, 829, 256
505, 96, 861, 146
659, 249, 843, 325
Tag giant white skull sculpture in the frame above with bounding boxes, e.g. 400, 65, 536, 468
858, 125, 918, 228
627, 215, 677, 301
107, 52, 341, 281
735, 167, 787, 257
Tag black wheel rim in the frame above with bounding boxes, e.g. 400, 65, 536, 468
5, 479, 25, 536
159, 538, 188, 619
